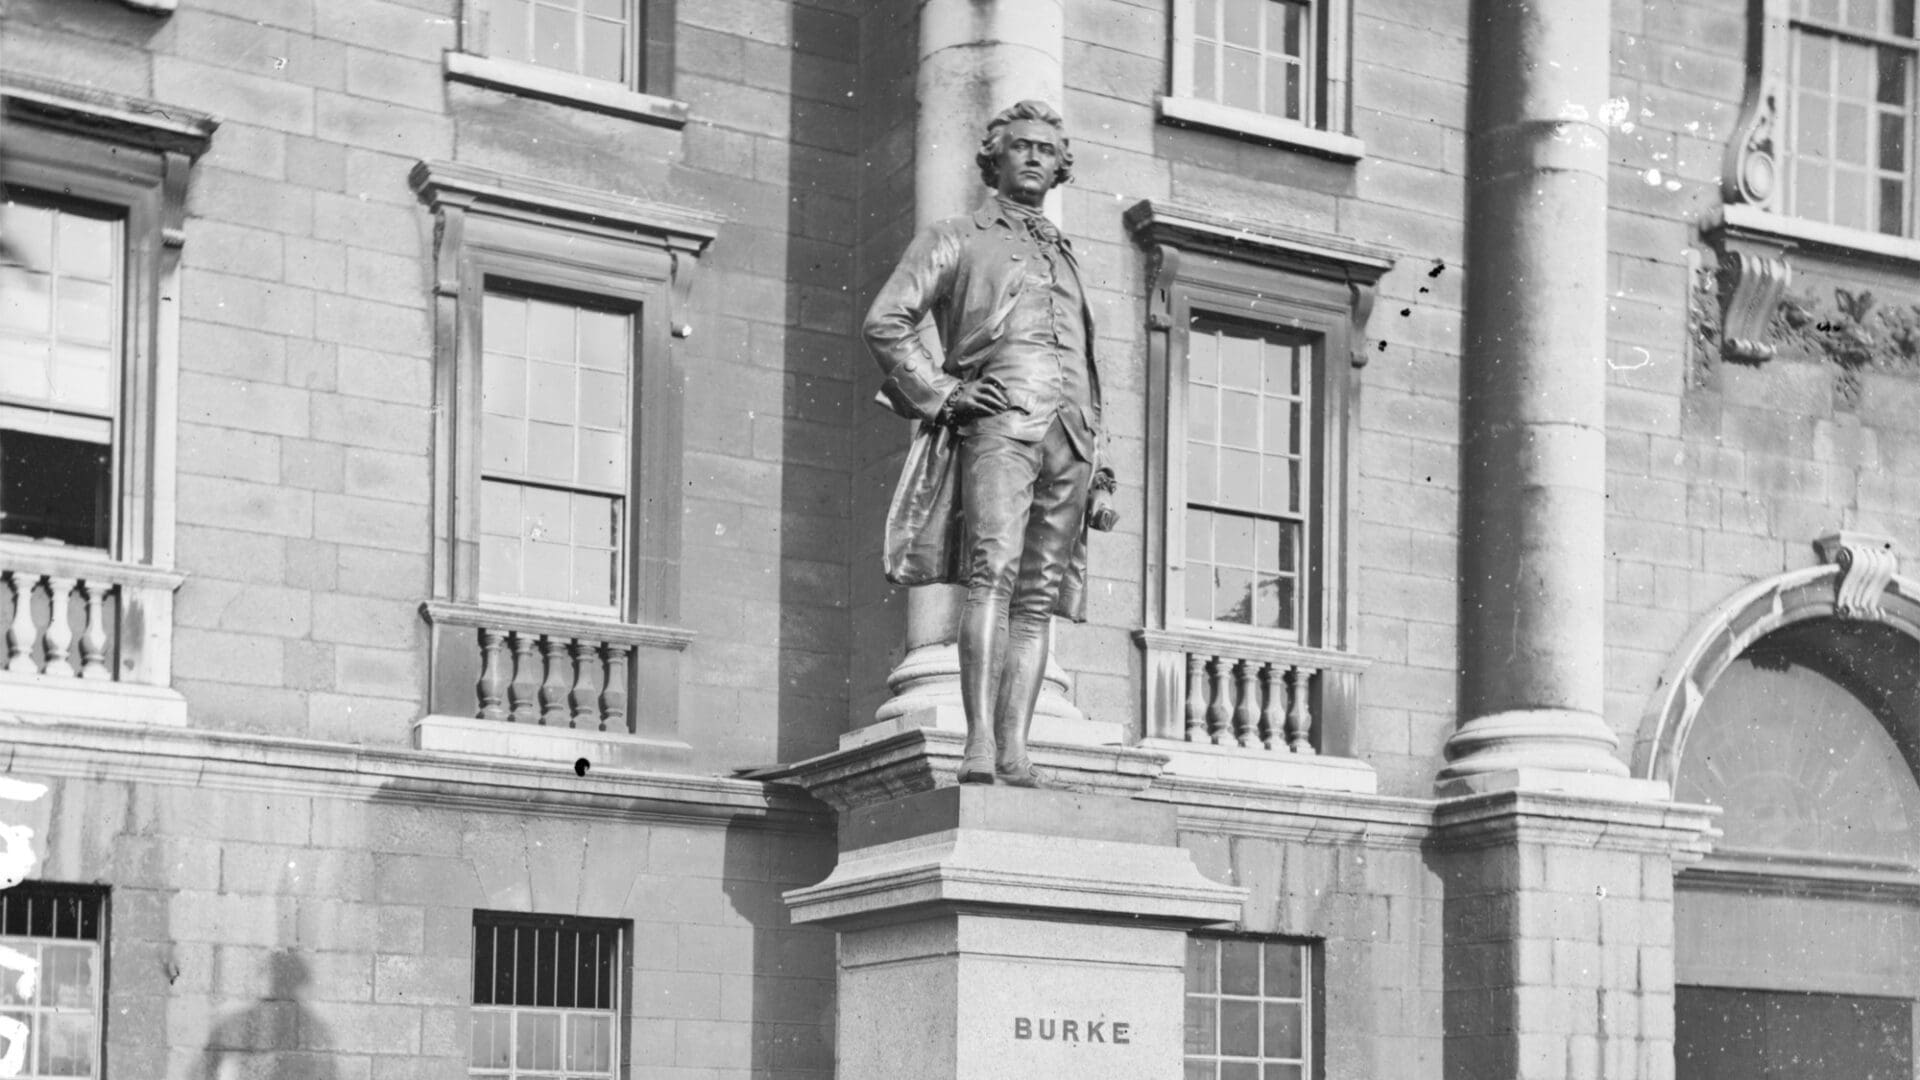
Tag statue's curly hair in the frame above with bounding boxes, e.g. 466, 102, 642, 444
975, 100, 1073, 190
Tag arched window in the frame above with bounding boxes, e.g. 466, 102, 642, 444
1674, 618, 1920, 1080
1676, 620, 1920, 867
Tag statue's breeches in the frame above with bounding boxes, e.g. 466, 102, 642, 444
958, 418, 1092, 619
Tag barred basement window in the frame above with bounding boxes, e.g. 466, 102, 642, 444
0, 884, 106, 1080
470, 913, 625, 1079
1184, 936, 1317, 1080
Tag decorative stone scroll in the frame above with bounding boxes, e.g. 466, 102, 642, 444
1635, 533, 1917, 784
1816, 532, 1899, 620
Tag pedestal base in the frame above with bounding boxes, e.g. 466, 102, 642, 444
785, 786, 1246, 1080
845, 703, 1127, 753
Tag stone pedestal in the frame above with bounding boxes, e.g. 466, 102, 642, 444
785, 787, 1245, 1080
1430, 789, 1717, 1080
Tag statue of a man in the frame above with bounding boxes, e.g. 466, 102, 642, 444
865, 100, 1115, 787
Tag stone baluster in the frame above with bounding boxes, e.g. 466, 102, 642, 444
1287, 666, 1318, 755
507, 631, 539, 722
599, 643, 628, 734
539, 636, 570, 726
6, 571, 39, 674
77, 581, 110, 680
41, 576, 77, 677
1232, 660, 1259, 748
1206, 656, 1233, 746
1260, 662, 1286, 751
476, 627, 508, 721
568, 640, 597, 729
1184, 653, 1208, 743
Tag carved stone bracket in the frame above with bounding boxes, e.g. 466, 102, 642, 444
1722, 0, 1788, 211
1703, 216, 1794, 363
1815, 532, 1899, 620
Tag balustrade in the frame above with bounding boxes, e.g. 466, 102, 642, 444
422, 601, 690, 739
1139, 627, 1367, 757
0, 541, 181, 690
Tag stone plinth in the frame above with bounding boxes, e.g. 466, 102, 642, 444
766, 727, 1168, 811
1430, 788, 1718, 1080
785, 786, 1244, 1080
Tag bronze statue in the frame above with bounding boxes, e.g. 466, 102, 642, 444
866, 100, 1116, 787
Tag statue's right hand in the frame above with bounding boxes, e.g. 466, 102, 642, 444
944, 377, 1013, 423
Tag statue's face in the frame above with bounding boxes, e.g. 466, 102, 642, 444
992, 118, 1062, 207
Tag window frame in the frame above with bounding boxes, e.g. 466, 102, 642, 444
469, 910, 629, 1080
1161, 0, 1364, 160
472, 278, 644, 618
0, 882, 109, 1080
1183, 933, 1324, 1080
412, 160, 715, 762
1, 78, 214, 568
447, 0, 687, 128
1777, 4, 1919, 236
1128, 199, 1392, 756
1177, 313, 1319, 641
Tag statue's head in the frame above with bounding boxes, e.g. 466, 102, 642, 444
975, 100, 1074, 199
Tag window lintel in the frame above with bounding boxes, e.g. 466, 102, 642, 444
410, 159, 719, 255
2, 73, 216, 161
1127, 199, 1395, 284
1128, 199, 1395, 370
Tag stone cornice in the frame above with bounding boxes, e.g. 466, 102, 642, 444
1138, 775, 1434, 848
1680, 851, 1920, 904
1124, 198, 1397, 284
1, 73, 217, 158
409, 159, 721, 252
1430, 787, 1720, 862
0, 714, 827, 832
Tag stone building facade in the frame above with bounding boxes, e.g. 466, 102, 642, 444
0, 0, 1916, 1077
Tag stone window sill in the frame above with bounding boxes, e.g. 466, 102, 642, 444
443, 52, 689, 128
413, 713, 692, 772
1718, 203, 1920, 269
1157, 96, 1365, 162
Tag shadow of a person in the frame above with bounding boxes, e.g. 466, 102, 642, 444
199, 950, 339, 1080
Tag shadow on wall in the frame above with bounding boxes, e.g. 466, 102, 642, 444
774, 0, 867, 765
722, 818, 838, 1077
198, 950, 337, 1080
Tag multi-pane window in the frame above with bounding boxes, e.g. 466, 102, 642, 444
479, 291, 633, 613
471, 913, 623, 1080
1188, 0, 1314, 122
489, 0, 638, 85
1785, 0, 1919, 234
0, 885, 105, 1080
0, 193, 120, 551
1184, 317, 1308, 636
1185, 936, 1314, 1080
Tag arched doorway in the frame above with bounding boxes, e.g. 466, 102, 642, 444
1668, 617, 1920, 1079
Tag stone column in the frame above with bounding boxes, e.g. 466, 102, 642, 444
868, 0, 1118, 745
1439, 0, 1632, 794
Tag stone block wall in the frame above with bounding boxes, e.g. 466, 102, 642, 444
3, 0, 864, 771
1183, 821, 1447, 1079
10, 737, 837, 1080
1601, 0, 1920, 769
1059, 0, 1471, 794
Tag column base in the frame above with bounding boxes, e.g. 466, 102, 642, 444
1436, 707, 1637, 797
